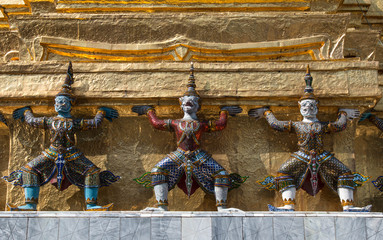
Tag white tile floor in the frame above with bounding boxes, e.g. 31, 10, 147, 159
0, 211, 382, 239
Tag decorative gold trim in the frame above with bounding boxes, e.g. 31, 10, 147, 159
190, 50, 316, 61
30, 0, 55, 2
0, 8, 7, 20
215, 175, 230, 179
0, 0, 30, 9
23, 166, 41, 178
188, 42, 324, 54
97, 110, 106, 115
41, 39, 324, 62
283, 198, 295, 205
164, 119, 172, 131
208, 119, 217, 131
41, 43, 174, 55
151, 172, 169, 176
157, 199, 168, 206
350, 172, 370, 187
86, 197, 97, 204
216, 199, 227, 207
45, 48, 175, 62
0, 4, 28, 9
41, 41, 324, 55
65, 151, 83, 161
7, 12, 32, 16
25, 197, 39, 204
175, 48, 190, 61
263, 110, 272, 116
58, 0, 309, 4
146, 109, 155, 115
6, 203, 35, 211
23, 109, 32, 116
341, 199, 354, 207
57, 7, 310, 13
0, 0, 32, 18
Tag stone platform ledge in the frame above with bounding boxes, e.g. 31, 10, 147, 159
1, 211, 383, 239
0, 61, 379, 109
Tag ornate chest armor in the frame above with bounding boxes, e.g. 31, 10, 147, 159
147, 109, 227, 152
175, 120, 202, 151
50, 118, 76, 149
295, 122, 326, 153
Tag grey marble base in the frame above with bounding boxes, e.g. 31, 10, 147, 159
0, 211, 382, 240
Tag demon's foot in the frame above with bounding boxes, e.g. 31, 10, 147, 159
141, 206, 168, 211
6, 203, 36, 211
217, 206, 244, 213
343, 205, 372, 212
86, 203, 114, 211
268, 204, 295, 212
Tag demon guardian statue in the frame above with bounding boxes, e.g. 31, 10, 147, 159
3, 62, 120, 211
253, 66, 371, 212
359, 111, 383, 192
134, 63, 247, 211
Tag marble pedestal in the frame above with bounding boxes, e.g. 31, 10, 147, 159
0, 211, 382, 240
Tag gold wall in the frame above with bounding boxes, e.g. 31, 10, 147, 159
0, 59, 381, 212
0, 0, 383, 213
2, 109, 383, 211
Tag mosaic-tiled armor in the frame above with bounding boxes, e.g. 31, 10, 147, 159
263, 110, 358, 195
255, 66, 370, 212
362, 113, 383, 132
359, 112, 383, 192
146, 109, 232, 196
134, 63, 246, 211
3, 62, 120, 211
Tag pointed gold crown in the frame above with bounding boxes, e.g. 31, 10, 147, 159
299, 65, 317, 101
56, 61, 75, 104
182, 62, 200, 98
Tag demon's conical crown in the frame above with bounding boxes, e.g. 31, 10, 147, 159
56, 61, 75, 104
299, 65, 317, 101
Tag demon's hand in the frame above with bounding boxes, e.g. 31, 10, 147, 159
132, 105, 153, 116
99, 107, 119, 122
339, 108, 360, 121
359, 109, 374, 123
248, 107, 269, 119
13, 106, 32, 122
220, 106, 242, 116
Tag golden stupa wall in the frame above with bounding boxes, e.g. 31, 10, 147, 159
0, 0, 383, 211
